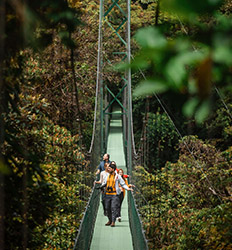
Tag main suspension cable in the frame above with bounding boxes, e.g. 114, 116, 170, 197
88, 1, 103, 154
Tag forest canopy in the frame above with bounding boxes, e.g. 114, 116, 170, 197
0, 0, 231, 249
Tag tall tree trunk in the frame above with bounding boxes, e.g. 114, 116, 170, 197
70, 35, 83, 147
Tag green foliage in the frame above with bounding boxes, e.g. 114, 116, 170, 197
146, 111, 179, 169
31, 164, 92, 249
1, 1, 98, 247
133, 79, 168, 96
133, 136, 232, 249
162, 0, 224, 16
3, 0, 80, 57
128, 1, 232, 123
20, 0, 99, 148
1, 0, 231, 249
205, 99, 232, 150
2, 94, 93, 249
1, 0, 83, 175
3, 94, 49, 176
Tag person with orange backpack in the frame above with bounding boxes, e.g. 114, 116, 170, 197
101, 162, 133, 227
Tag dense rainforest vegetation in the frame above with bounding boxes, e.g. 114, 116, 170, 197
130, 0, 232, 249
0, 0, 231, 249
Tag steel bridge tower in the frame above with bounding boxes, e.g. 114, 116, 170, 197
97, 0, 132, 173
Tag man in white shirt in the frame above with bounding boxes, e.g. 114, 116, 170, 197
101, 163, 133, 227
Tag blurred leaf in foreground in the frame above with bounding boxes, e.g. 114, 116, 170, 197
133, 79, 168, 97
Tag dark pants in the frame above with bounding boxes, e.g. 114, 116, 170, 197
101, 192, 106, 216
105, 194, 120, 223
118, 192, 124, 217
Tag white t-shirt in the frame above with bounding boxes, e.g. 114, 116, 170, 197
100, 171, 109, 184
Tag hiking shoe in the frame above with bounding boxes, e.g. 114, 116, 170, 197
105, 221, 111, 226
110, 222, 115, 227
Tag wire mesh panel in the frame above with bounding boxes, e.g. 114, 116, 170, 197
128, 191, 148, 250
73, 187, 100, 250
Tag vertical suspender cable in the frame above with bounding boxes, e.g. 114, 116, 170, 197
127, 0, 132, 175
100, 0, 104, 157
88, 0, 104, 155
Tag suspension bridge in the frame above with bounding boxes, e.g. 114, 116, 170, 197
72, 0, 231, 249
73, 0, 148, 249
90, 105, 134, 250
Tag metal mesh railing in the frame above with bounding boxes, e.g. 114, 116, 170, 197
73, 187, 100, 250
128, 191, 149, 250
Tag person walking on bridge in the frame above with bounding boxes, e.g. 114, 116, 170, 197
101, 162, 133, 227
94, 163, 110, 215
111, 160, 129, 179
95, 153, 111, 175
117, 168, 134, 222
